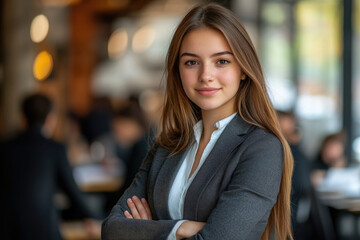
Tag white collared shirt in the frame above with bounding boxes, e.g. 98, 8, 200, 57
167, 113, 237, 239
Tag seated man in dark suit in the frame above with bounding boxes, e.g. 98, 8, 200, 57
0, 93, 99, 240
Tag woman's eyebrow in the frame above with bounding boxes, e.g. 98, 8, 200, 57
211, 51, 233, 57
180, 51, 233, 58
180, 52, 198, 58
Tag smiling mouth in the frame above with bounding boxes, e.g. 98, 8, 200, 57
196, 88, 220, 96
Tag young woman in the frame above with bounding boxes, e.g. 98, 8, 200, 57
102, 3, 293, 240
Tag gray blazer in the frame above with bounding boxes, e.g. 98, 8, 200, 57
102, 114, 283, 240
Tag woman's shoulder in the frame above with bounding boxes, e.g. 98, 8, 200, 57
229, 114, 281, 144
237, 127, 284, 171
247, 126, 282, 150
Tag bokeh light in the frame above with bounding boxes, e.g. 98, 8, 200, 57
108, 28, 128, 59
30, 14, 50, 43
132, 25, 155, 53
33, 51, 53, 81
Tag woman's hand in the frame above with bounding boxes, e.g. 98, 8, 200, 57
176, 221, 206, 239
124, 196, 152, 220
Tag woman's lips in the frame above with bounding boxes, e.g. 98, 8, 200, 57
196, 88, 220, 96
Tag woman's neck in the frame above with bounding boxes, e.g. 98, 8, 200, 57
201, 110, 236, 138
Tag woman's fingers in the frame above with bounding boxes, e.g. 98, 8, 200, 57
126, 198, 141, 219
141, 198, 152, 220
125, 196, 152, 220
124, 210, 133, 219
131, 196, 150, 219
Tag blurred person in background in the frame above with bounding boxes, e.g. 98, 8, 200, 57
100, 100, 150, 214
277, 110, 311, 205
80, 96, 112, 144
311, 131, 347, 187
65, 112, 92, 166
277, 110, 312, 239
111, 101, 149, 190
0, 93, 99, 240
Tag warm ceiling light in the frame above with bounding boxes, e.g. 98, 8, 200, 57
30, 14, 49, 43
132, 25, 156, 53
108, 28, 128, 59
33, 51, 53, 81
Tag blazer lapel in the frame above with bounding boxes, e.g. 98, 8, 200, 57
152, 147, 188, 219
183, 114, 253, 219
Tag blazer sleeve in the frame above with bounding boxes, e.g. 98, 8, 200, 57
101, 144, 180, 240
187, 130, 284, 240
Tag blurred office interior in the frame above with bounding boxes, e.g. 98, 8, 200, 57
1, 0, 360, 239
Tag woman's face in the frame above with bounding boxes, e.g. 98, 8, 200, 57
179, 28, 243, 117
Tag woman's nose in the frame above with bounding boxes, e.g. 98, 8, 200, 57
199, 64, 214, 82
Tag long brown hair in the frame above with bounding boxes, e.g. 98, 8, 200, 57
157, 3, 293, 240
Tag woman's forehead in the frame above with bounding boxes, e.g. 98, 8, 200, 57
179, 28, 231, 55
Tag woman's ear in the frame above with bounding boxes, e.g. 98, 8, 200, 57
241, 74, 246, 80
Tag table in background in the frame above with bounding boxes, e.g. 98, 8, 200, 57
316, 166, 360, 240
60, 221, 100, 240
74, 164, 123, 193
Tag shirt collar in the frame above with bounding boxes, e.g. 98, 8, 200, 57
193, 112, 237, 143
215, 112, 237, 130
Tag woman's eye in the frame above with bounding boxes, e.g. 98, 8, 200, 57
217, 59, 230, 65
185, 60, 198, 66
